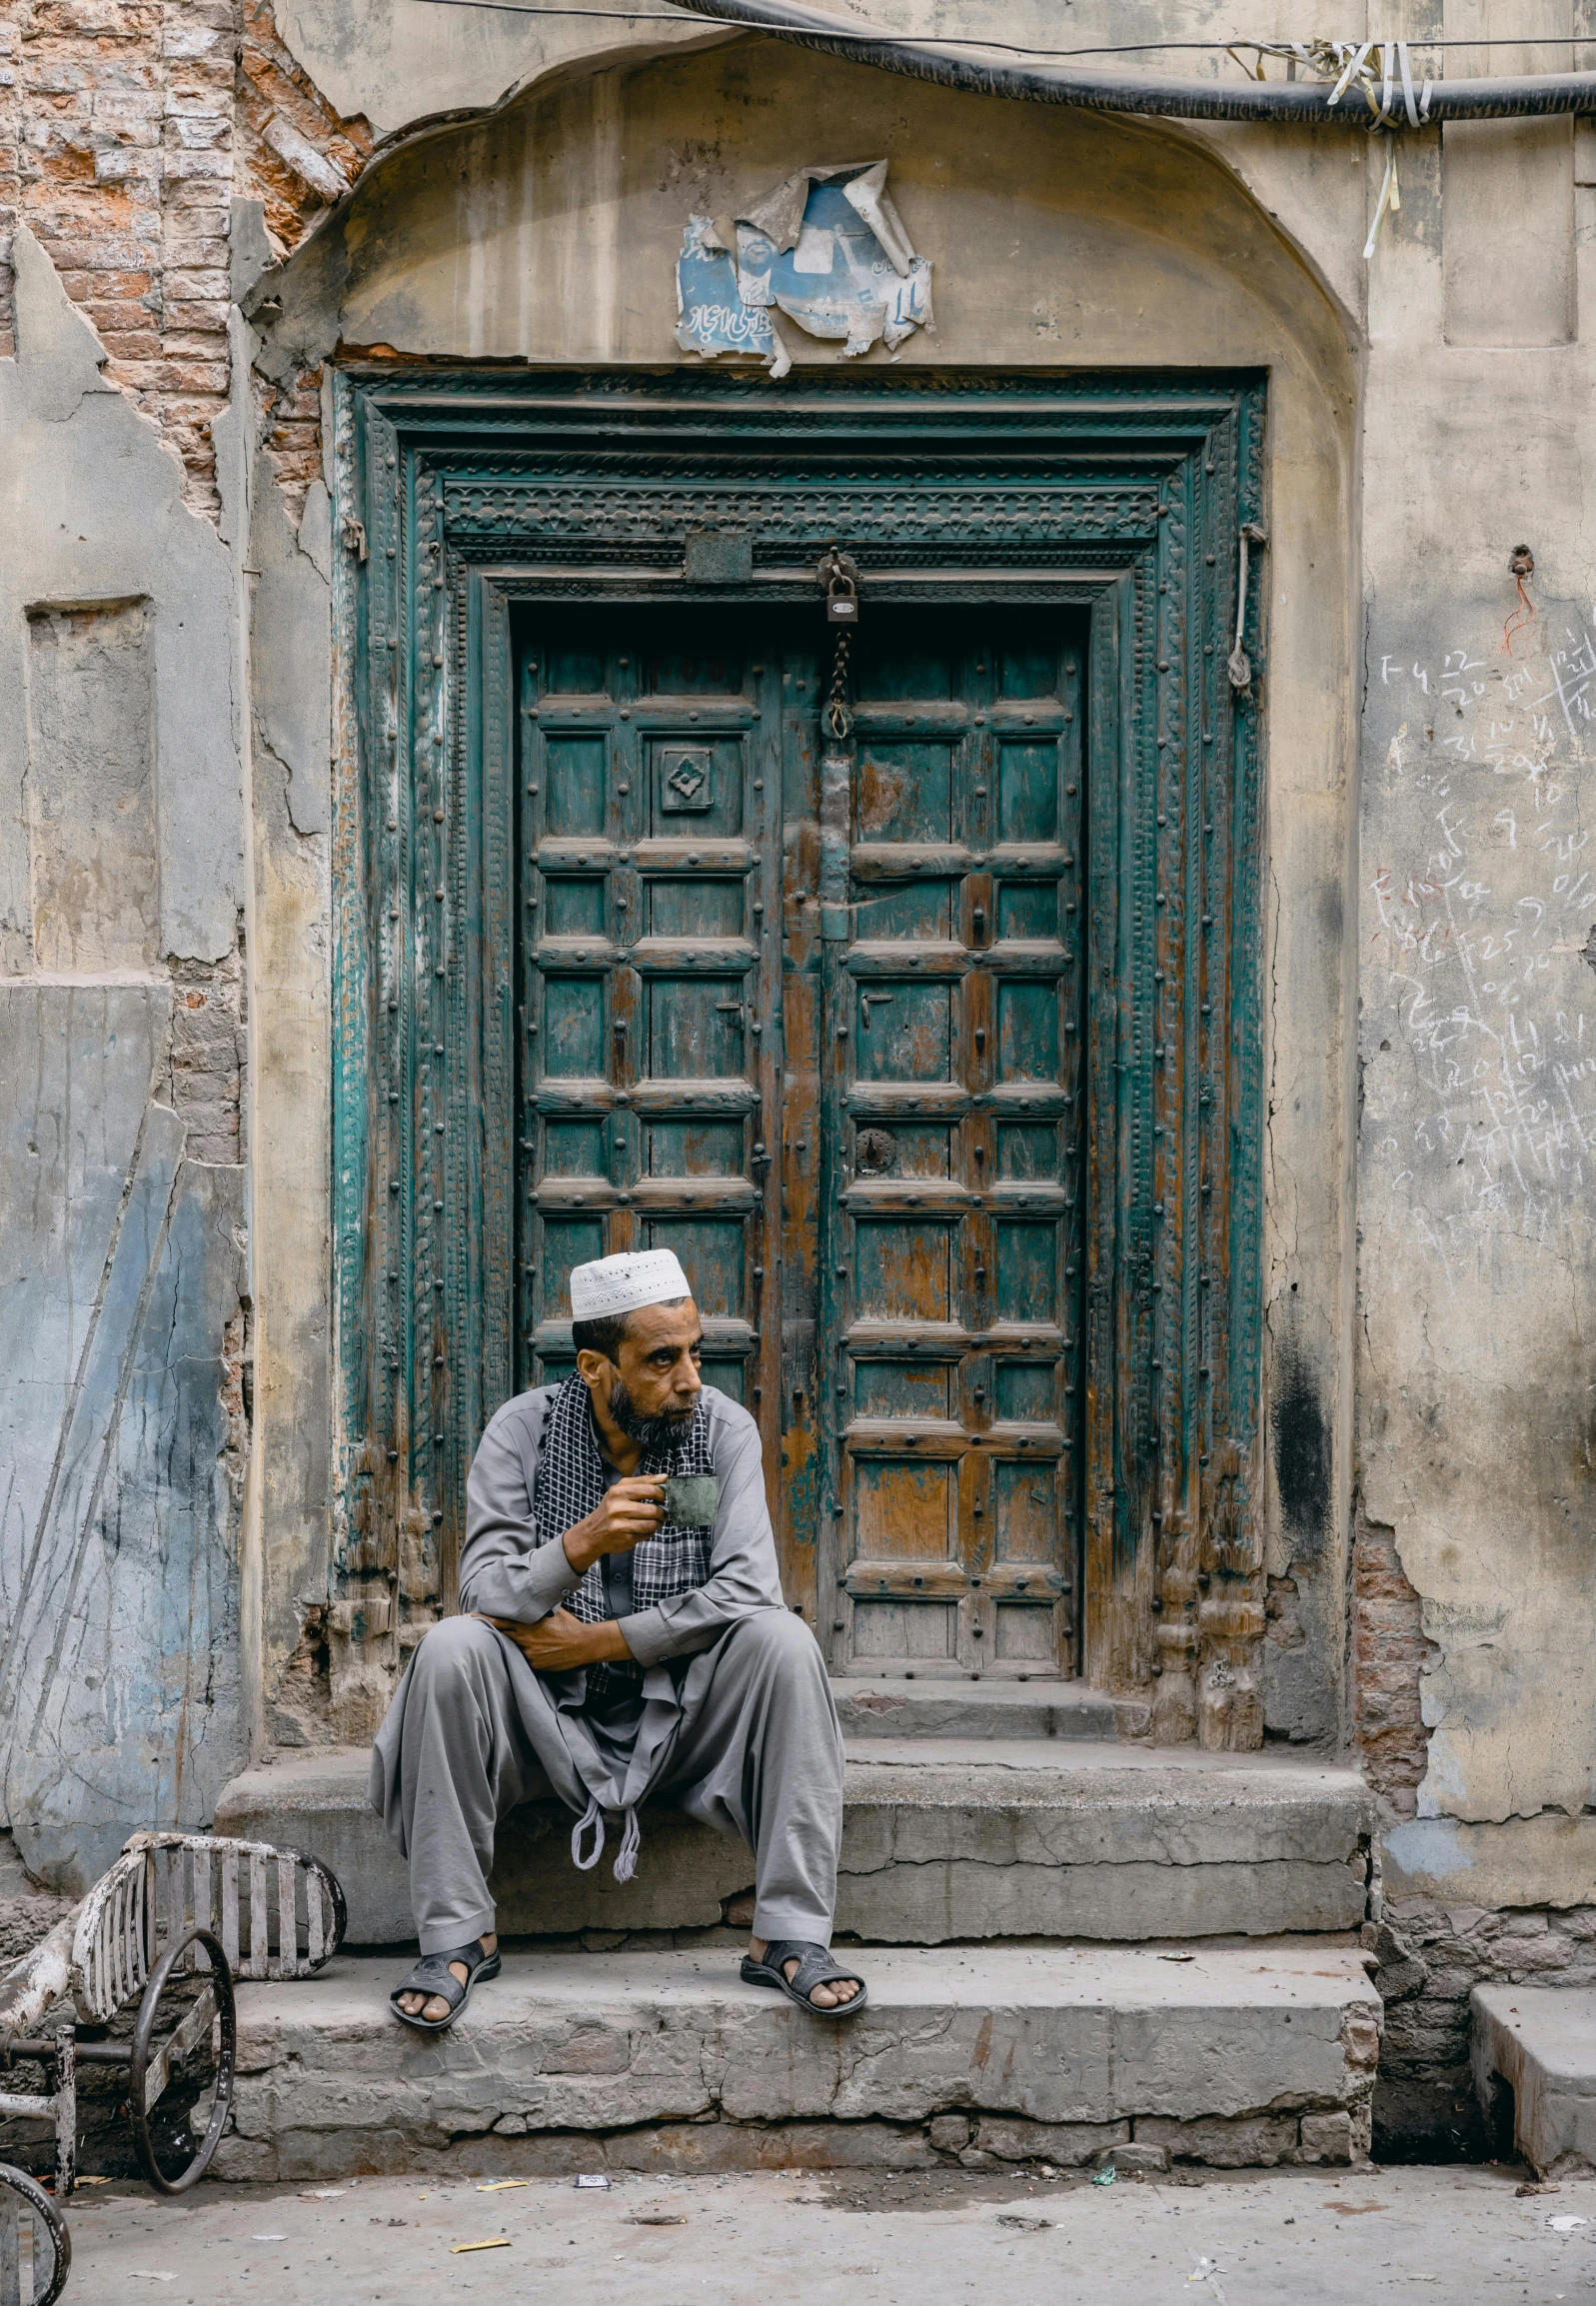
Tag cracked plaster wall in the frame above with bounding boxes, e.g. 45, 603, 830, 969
1356, 88, 1596, 1908
246, 403, 338, 1748
0, 223, 248, 1891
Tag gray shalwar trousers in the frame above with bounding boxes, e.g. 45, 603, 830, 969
376, 1608, 844, 1954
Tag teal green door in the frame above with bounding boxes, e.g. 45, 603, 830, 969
516, 601, 1084, 1676
824, 610, 1085, 1676
517, 608, 783, 1433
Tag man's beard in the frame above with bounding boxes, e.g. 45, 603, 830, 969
609, 1378, 695, 1452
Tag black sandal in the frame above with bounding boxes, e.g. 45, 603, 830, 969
389, 1938, 501, 2032
741, 1939, 869, 2019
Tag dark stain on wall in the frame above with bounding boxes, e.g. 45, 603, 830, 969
1272, 1326, 1331, 1555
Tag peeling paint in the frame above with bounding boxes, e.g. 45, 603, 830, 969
0, 232, 248, 1885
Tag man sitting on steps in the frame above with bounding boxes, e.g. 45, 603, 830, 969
370, 1247, 866, 2030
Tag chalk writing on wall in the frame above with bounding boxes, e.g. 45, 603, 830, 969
1366, 612, 1596, 1279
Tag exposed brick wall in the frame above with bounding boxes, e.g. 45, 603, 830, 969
1352, 1506, 1437, 1820
0, 0, 366, 519
220, 1299, 254, 1512
1373, 1899, 1596, 2157
235, 3, 368, 517
0, 0, 235, 511
254, 351, 324, 519
238, 0, 367, 252
167, 938, 247, 1161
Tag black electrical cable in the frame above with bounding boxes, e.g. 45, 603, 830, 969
655, 0, 1596, 120
408, 0, 1596, 64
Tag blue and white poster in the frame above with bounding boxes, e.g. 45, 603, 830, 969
677, 160, 932, 379
675, 212, 777, 365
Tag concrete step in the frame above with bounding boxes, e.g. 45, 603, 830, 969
215, 1941, 1382, 2181
1472, 1985, 1596, 2178
216, 1740, 1374, 1948
833, 1677, 1120, 1740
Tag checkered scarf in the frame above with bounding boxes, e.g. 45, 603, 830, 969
533, 1375, 714, 1696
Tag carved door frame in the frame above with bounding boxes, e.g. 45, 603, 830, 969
331, 366, 1267, 1722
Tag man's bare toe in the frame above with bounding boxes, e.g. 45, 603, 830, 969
756, 1943, 862, 2013
413, 1963, 470, 2023
783, 1958, 841, 2008
397, 1949, 484, 2025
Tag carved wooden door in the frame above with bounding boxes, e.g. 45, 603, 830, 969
516, 606, 782, 1446
343, 366, 1267, 1718
819, 609, 1086, 1677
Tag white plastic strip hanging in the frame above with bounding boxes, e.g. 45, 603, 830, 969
1364, 132, 1401, 259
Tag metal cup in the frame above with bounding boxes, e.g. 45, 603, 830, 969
663, 1474, 720, 1528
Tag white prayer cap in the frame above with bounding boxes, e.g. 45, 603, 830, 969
570, 1247, 693, 1323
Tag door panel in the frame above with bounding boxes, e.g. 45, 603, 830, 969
516, 599, 1083, 1676
826, 608, 1086, 1678
518, 611, 780, 1452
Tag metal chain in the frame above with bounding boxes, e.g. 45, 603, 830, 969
825, 628, 852, 744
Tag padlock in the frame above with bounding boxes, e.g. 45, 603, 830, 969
818, 546, 859, 625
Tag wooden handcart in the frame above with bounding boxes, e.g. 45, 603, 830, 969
0, 1831, 345, 2304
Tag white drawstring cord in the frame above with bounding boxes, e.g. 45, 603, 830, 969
570, 1794, 644, 1882
614, 1806, 642, 1884
571, 1794, 605, 1871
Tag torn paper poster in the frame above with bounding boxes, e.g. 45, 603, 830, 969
676, 161, 932, 378
675, 213, 777, 365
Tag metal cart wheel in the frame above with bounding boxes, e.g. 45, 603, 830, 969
304, 1854, 348, 1970
127, 1927, 237, 2197
0, 2162, 71, 2306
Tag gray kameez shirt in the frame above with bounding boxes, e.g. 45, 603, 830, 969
372, 1382, 787, 1825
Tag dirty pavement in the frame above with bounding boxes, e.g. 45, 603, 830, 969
56, 2162, 1596, 2301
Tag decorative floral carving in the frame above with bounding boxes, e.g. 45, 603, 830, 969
1204, 1438, 1257, 1578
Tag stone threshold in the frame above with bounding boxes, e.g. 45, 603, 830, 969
218, 1739, 1375, 1947
833, 1677, 1125, 1740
